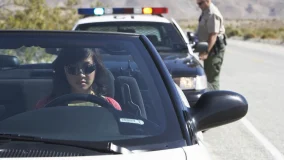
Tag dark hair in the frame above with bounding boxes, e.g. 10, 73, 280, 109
50, 48, 109, 99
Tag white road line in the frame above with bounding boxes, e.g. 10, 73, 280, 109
241, 118, 284, 160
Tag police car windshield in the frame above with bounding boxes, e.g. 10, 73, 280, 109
75, 22, 188, 54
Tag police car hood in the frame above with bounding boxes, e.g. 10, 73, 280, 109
160, 53, 201, 77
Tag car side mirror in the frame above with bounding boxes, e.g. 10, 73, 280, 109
0, 55, 19, 69
188, 90, 248, 132
187, 32, 195, 42
193, 42, 208, 53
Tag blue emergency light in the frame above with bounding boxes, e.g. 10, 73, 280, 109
78, 7, 168, 16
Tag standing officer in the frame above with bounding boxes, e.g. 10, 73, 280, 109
195, 0, 227, 90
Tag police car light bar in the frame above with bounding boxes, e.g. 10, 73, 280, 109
78, 7, 168, 16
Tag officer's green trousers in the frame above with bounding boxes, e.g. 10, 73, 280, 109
204, 45, 225, 90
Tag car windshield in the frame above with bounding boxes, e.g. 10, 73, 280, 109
75, 21, 188, 54
0, 31, 183, 149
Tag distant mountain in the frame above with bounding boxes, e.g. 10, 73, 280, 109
3, 0, 283, 20
45, 0, 284, 20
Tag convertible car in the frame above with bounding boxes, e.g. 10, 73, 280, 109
0, 30, 248, 159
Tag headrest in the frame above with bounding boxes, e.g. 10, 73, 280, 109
93, 69, 115, 98
146, 34, 159, 45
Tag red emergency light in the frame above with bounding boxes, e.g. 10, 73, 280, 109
142, 7, 168, 14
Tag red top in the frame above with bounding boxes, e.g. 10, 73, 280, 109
35, 96, 122, 111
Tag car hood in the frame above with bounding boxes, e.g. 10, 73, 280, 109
160, 53, 202, 77
2, 145, 211, 160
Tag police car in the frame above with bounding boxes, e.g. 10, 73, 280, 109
72, 7, 210, 107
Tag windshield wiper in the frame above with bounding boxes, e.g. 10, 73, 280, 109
0, 133, 132, 154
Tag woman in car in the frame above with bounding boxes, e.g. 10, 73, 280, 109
35, 48, 121, 110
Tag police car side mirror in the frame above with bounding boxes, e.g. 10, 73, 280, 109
186, 32, 198, 44
188, 90, 248, 132
186, 32, 195, 43
193, 42, 208, 53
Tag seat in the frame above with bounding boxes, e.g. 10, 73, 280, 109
146, 34, 159, 45
115, 76, 147, 119
0, 81, 27, 120
93, 69, 115, 98
105, 69, 115, 98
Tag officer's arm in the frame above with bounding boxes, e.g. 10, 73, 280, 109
207, 14, 221, 53
207, 33, 218, 53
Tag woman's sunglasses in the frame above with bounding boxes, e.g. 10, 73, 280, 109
65, 64, 96, 75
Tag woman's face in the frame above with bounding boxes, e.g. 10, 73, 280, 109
64, 56, 96, 93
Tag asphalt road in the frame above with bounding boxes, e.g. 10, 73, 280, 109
202, 39, 284, 160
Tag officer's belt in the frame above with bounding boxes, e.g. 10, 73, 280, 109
218, 34, 225, 40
